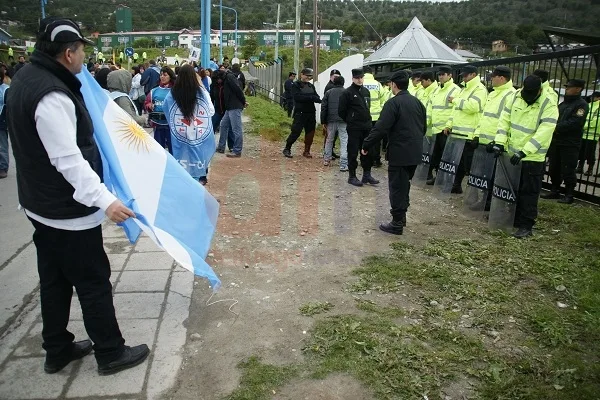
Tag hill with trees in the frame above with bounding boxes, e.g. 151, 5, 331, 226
2, 0, 599, 52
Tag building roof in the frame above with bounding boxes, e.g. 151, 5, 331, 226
0, 27, 12, 38
543, 26, 600, 46
455, 49, 483, 60
364, 17, 465, 66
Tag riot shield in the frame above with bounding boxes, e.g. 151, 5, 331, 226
433, 135, 465, 199
488, 154, 521, 232
463, 146, 497, 218
413, 134, 437, 185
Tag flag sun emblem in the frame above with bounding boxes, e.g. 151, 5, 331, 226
115, 115, 152, 152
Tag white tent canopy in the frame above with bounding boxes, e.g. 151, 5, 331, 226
364, 17, 465, 66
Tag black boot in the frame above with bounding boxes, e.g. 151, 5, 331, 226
401, 215, 407, 227
361, 171, 379, 185
585, 164, 594, 176
426, 166, 435, 185
541, 190, 560, 199
283, 148, 292, 158
513, 227, 532, 239
379, 220, 404, 235
348, 172, 363, 187
575, 163, 583, 174
451, 184, 463, 194
558, 190, 575, 204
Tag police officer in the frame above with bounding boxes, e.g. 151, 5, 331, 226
426, 65, 461, 184
142, 51, 147, 62
444, 65, 488, 193
470, 66, 516, 210
339, 68, 378, 186
363, 65, 385, 167
417, 71, 438, 106
324, 69, 341, 93
362, 70, 426, 234
408, 72, 423, 97
541, 79, 588, 204
578, 91, 599, 176
493, 75, 558, 238
533, 69, 559, 105
283, 71, 296, 117
283, 68, 321, 158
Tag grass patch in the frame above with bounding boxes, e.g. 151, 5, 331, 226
244, 96, 290, 141
224, 356, 298, 400
299, 301, 335, 316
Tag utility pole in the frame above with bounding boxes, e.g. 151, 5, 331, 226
219, 0, 223, 63
294, 0, 301, 75
40, 0, 47, 19
275, 4, 280, 61
312, 0, 318, 81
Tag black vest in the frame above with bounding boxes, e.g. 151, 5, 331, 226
6, 50, 103, 219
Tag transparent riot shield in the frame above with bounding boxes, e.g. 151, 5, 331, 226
413, 134, 436, 185
433, 135, 465, 199
488, 154, 522, 232
463, 146, 497, 218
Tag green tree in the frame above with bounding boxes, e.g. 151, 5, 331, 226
242, 32, 259, 59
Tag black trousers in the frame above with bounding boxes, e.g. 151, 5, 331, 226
29, 218, 125, 365
388, 165, 417, 220
548, 144, 579, 193
454, 141, 476, 186
515, 161, 544, 230
578, 139, 597, 168
370, 121, 382, 164
347, 128, 373, 175
285, 112, 316, 150
428, 132, 448, 174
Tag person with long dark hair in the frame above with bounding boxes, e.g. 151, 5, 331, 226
144, 66, 175, 153
162, 64, 215, 185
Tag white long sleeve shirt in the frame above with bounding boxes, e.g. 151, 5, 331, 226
24, 91, 116, 231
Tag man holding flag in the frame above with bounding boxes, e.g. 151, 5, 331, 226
6, 17, 149, 375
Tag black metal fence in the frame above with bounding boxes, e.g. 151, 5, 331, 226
462, 45, 600, 204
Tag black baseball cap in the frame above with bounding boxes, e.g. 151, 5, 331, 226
565, 79, 586, 88
301, 68, 313, 76
330, 69, 341, 76
352, 68, 364, 78
459, 65, 478, 76
491, 66, 511, 79
390, 70, 410, 83
521, 75, 542, 102
591, 91, 600, 98
38, 17, 95, 45
438, 65, 452, 74
288, 71, 297, 77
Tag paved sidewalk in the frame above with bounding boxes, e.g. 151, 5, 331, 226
0, 222, 194, 400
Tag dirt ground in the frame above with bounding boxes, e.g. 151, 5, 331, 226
168, 132, 484, 400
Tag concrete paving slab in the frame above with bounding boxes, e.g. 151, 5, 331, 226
116, 270, 171, 293
114, 293, 165, 319
108, 253, 129, 272
102, 222, 127, 238
133, 237, 165, 253
0, 299, 40, 366
103, 238, 134, 254
0, 245, 40, 334
126, 252, 174, 271
170, 271, 194, 298
0, 357, 73, 399
66, 319, 157, 398
13, 320, 87, 358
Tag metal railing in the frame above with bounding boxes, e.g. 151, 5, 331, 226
247, 57, 284, 102
455, 46, 600, 204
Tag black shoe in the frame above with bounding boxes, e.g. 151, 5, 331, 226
97, 344, 150, 376
541, 191, 560, 200
400, 215, 407, 227
575, 167, 583, 174
348, 176, 363, 187
226, 153, 241, 158
557, 195, 574, 204
199, 177, 208, 185
379, 221, 403, 235
361, 173, 379, 185
451, 185, 463, 194
283, 149, 292, 158
513, 228, 532, 239
426, 177, 435, 185
216, 148, 225, 154
584, 169, 593, 176
331, 151, 339, 160
373, 161, 383, 168
44, 339, 93, 374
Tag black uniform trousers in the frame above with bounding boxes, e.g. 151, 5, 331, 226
388, 165, 417, 221
29, 218, 125, 365
547, 144, 579, 193
578, 139, 597, 168
428, 132, 448, 175
514, 161, 545, 230
454, 141, 476, 187
285, 112, 316, 150
370, 121, 383, 164
347, 128, 373, 175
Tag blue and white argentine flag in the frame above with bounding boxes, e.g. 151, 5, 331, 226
77, 69, 221, 289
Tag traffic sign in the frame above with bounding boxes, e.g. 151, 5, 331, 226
125, 47, 134, 57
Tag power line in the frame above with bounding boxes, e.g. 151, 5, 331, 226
350, 0, 382, 42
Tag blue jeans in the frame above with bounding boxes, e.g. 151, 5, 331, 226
153, 125, 172, 154
214, 112, 233, 151
0, 128, 8, 172
219, 109, 243, 155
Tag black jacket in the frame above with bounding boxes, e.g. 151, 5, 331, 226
210, 78, 226, 115
553, 95, 588, 147
6, 50, 103, 219
224, 72, 246, 110
338, 83, 372, 130
291, 80, 321, 114
363, 91, 426, 167
324, 80, 336, 94
284, 78, 294, 103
